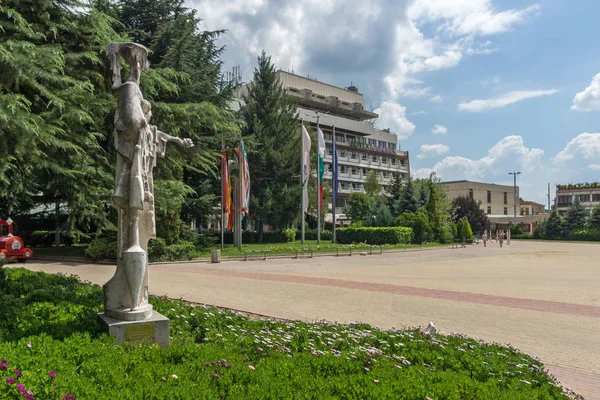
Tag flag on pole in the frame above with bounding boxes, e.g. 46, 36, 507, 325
302, 124, 311, 213
235, 139, 251, 216
317, 127, 325, 210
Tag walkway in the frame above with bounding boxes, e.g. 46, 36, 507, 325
19, 240, 600, 399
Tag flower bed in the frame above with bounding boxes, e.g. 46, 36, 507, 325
0, 268, 568, 399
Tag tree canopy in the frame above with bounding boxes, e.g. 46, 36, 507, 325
452, 195, 489, 235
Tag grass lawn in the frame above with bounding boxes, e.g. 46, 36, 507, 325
0, 267, 568, 399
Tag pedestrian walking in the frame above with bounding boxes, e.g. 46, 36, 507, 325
482, 231, 488, 247
499, 231, 505, 247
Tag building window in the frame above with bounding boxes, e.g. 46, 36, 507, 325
400, 159, 405, 165
388, 142, 396, 150
351, 151, 357, 159
340, 165, 346, 174
352, 182, 357, 190
383, 171, 388, 178
558, 195, 572, 204
336, 134, 344, 143
324, 133, 333, 141
351, 167, 357, 175
372, 155, 378, 162
378, 141, 387, 148
382, 157, 387, 164
368, 139, 377, 146
361, 153, 367, 160
347, 135, 356, 144
579, 194, 590, 202
391, 158, 397, 165
504, 207, 508, 215
487, 206, 491, 214
593, 194, 600, 202
504, 192, 507, 204
327, 147, 333, 156
327, 163, 332, 172
487, 191, 491, 203
340, 149, 346, 157
468, 189, 473, 199
362, 168, 367, 175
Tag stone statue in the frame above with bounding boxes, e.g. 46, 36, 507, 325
103, 43, 193, 321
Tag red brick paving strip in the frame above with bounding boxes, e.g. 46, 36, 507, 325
159, 267, 600, 319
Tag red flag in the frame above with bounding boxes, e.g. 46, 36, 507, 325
222, 141, 231, 214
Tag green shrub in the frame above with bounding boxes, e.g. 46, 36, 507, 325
336, 227, 412, 245
569, 228, 600, 241
511, 234, 535, 240
149, 239, 197, 262
148, 238, 167, 261
283, 228, 296, 242
26, 230, 75, 247
84, 238, 117, 260
305, 229, 332, 240
510, 225, 524, 235
395, 211, 431, 244
459, 217, 474, 243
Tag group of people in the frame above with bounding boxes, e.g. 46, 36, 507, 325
481, 231, 505, 248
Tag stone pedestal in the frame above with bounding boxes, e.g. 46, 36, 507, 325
99, 311, 170, 348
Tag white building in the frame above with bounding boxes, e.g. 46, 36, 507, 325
555, 184, 600, 216
233, 71, 410, 224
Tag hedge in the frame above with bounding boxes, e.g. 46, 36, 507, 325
336, 227, 412, 245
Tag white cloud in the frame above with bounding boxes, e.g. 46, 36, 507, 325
418, 144, 450, 159
411, 111, 427, 116
589, 164, 600, 171
481, 74, 501, 86
432, 124, 447, 135
571, 73, 600, 111
429, 95, 443, 103
194, 0, 539, 105
426, 135, 543, 180
458, 89, 558, 112
411, 167, 433, 179
374, 101, 416, 140
408, 1, 540, 37
553, 133, 600, 164
402, 86, 432, 98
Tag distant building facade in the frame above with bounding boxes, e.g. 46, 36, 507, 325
442, 180, 547, 234
555, 184, 600, 216
233, 71, 410, 225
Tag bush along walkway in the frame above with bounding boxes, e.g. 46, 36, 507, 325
0, 268, 573, 399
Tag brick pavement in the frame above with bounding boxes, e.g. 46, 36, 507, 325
18, 240, 600, 399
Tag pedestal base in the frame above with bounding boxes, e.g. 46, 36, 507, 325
98, 311, 170, 348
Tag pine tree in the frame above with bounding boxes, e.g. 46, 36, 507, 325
240, 52, 300, 237
393, 178, 418, 217
590, 203, 600, 231
386, 173, 403, 208
562, 198, 588, 238
544, 210, 562, 239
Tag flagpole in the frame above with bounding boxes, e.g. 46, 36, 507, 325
301, 119, 305, 245
316, 120, 321, 245
221, 136, 224, 251
332, 124, 337, 243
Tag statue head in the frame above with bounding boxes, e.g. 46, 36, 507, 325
107, 42, 150, 89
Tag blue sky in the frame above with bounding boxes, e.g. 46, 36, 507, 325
194, 0, 600, 204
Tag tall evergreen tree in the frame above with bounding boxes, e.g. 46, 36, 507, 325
0, 0, 123, 231
393, 178, 418, 217
544, 210, 562, 239
562, 198, 588, 238
589, 203, 600, 231
424, 173, 453, 243
386, 173, 403, 208
240, 52, 300, 237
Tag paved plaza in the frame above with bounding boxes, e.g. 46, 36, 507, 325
20, 240, 600, 399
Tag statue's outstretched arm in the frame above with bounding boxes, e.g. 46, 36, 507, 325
157, 130, 194, 148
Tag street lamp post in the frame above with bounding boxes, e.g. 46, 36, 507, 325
508, 172, 521, 238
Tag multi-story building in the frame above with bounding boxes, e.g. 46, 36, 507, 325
442, 180, 547, 234
555, 183, 600, 216
443, 180, 518, 216
234, 71, 410, 223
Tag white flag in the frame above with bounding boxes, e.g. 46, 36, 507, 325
317, 126, 325, 158
302, 125, 311, 212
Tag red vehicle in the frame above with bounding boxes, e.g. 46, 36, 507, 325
0, 218, 33, 263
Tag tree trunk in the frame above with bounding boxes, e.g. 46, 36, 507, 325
55, 199, 61, 248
